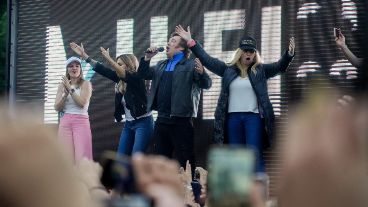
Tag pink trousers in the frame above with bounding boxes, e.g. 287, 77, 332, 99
58, 114, 93, 162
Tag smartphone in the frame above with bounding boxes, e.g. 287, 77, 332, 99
191, 180, 202, 203
106, 195, 150, 207
100, 151, 137, 194
334, 27, 341, 38
207, 146, 255, 207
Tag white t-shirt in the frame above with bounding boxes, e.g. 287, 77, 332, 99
228, 76, 259, 113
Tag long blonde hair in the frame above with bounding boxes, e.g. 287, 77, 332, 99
116, 54, 139, 94
65, 62, 84, 87
228, 48, 262, 78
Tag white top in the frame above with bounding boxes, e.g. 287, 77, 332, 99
122, 96, 152, 121
228, 76, 259, 113
64, 87, 89, 115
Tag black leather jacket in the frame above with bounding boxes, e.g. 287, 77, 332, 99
137, 57, 212, 118
93, 62, 149, 122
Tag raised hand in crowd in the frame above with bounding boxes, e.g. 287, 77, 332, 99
132, 154, 186, 207
288, 37, 295, 56
0, 109, 102, 207
195, 167, 207, 187
334, 29, 363, 67
75, 158, 109, 202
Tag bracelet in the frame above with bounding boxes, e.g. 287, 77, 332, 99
187, 39, 196, 48
85, 57, 91, 63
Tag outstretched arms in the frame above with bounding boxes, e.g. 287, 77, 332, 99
263, 37, 295, 79
175, 25, 228, 77
70, 42, 98, 67
100, 47, 126, 78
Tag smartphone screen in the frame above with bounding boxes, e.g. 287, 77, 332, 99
334, 28, 340, 38
207, 146, 255, 207
100, 151, 137, 194
191, 180, 202, 203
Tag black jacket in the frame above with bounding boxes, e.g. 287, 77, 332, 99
93, 62, 149, 122
190, 42, 294, 148
137, 57, 212, 118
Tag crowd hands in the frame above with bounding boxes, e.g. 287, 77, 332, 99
0, 106, 267, 207
334, 28, 363, 68
2, 88, 368, 207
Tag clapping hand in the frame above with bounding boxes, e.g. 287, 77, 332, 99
61, 75, 72, 92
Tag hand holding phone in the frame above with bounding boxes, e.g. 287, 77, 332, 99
334, 28, 341, 38
100, 151, 137, 194
207, 146, 255, 207
191, 180, 202, 203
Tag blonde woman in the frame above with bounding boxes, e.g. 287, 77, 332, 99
54, 56, 93, 162
176, 25, 295, 173
70, 42, 153, 156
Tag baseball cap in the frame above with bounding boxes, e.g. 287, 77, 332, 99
239, 36, 257, 51
66, 56, 82, 68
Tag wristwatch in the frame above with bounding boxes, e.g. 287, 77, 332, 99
70, 88, 75, 94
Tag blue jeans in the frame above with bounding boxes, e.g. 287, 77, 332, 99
227, 112, 265, 172
117, 115, 154, 156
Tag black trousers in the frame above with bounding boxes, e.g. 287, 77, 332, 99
153, 118, 196, 175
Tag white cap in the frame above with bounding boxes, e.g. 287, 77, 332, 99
66, 56, 82, 68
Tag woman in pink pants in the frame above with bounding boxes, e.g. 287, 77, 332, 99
54, 56, 93, 162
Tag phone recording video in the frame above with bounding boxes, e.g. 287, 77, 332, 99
334, 27, 341, 38
100, 151, 137, 194
191, 169, 202, 204
207, 146, 255, 207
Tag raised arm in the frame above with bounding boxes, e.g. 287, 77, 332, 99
335, 31, 363, 68
136, 46, 160, 80
70, 42, 98, 67
70, 42, 121, 83
175, 25, 228, 77
100, 47, 126, 78
263, 37, 295, 79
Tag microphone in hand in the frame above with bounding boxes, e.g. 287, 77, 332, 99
145, 47, 165, 54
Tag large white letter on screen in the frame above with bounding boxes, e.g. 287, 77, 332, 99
150, 16, 168, 66
203, 10, 245, 119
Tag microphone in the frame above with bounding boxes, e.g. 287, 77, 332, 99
145, 47, 165, 54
